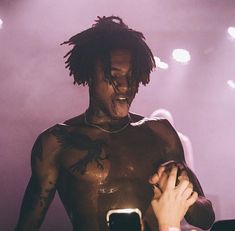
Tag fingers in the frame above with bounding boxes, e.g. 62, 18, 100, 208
150, 164, 192, 196
184, 183, 193, 198
186, 191, 198, 207
179, 170, 189, 181
175, 171, 198, 209
150, 164, 198, 225
149, 166, 165, 184
165, 166, 178, 190
152, 185, 162, 200
176, 169, 195, 202
158, 171, 168, 191
176, 179, 190, 195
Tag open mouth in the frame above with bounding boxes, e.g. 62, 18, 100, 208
114, 96, 131, 106
111, 95, 130, 116
115, 96, 128, 103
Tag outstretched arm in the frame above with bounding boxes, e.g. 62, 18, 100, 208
15, 132, 60, 231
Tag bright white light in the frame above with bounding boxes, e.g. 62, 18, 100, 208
106, 208, 142, 222
154, 56, 160, 63
0, 18, 3, 29
227, 27, 235, 39
154, 56, 169, 70
172, 49, 191, 63
227, 80, 235, 89
158, 61, 169, 69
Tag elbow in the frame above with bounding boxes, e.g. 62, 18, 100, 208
186, 210, 215, 230
198, 210, 215, 230
185, 198, 215, 230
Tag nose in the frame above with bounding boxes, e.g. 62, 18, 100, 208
115, 76, 129, 92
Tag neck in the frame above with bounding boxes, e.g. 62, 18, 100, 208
85, 108, 131, 132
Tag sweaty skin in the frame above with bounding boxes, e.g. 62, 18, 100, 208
15, 117, 214, 231
15, 50, 214, 231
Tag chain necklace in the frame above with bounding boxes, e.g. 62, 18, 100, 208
84, 111, 131, 133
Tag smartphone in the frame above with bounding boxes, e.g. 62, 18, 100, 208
106, 208, 142, 231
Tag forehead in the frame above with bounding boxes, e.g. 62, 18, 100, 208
110, 49, 132, 69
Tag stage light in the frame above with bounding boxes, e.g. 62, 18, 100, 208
227, 80, 235, 89
0, 18, 3, 29
172, 48, 191, 63
154, 56, 169, 70
227, 27, 235, 39
158, 61, 168, 69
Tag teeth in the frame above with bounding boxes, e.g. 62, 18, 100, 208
116, 97, 126, 100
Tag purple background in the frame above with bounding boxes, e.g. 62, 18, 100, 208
0, 0, 235, 230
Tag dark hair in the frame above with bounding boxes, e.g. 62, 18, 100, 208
61, 16, 156, 86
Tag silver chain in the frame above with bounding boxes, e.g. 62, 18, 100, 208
84, 111, 130, 133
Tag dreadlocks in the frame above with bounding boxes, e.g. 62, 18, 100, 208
61, 16, 156, 86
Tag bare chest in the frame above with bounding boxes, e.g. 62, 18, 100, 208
58, 126, 164, 184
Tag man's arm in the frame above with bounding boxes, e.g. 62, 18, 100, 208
183, 167, 215, 230
15, 130, 60, 231
149, 119, 215, 230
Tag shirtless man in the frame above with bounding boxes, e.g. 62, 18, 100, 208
15, 16, 215, 231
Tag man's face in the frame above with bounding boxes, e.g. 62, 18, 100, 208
90, 49, 138, 119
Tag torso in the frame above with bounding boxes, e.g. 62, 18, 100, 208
47, 113, 183, 231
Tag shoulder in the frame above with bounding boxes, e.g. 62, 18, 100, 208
130, 113, 177, 143
145, 117, 180, 146
129, 112, 144, 122
178, 131, 190, 143
30, 124, 70, 172
30, 124, 71, 176
63, 114, 85, 126
37, 112, 85, 145
131, 115, 184, 160
130, 112, 174, 133
33, 123, 70, 154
